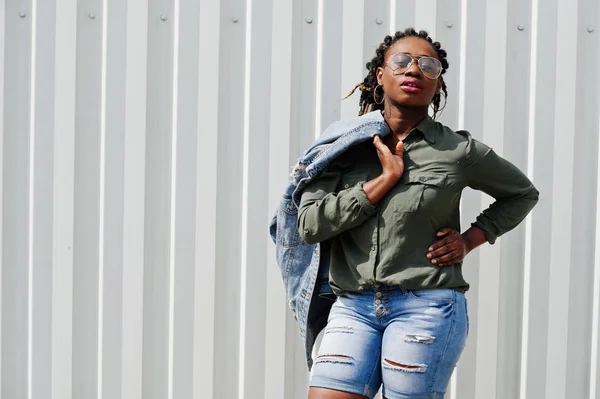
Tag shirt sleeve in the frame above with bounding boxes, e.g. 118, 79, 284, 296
465, 138, 539, 244
297, 163, 378, 245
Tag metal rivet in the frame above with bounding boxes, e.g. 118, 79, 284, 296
19, 11, 27, 18
305, 17, 313, 24
517, 24, 525, 31
160, 14, 168, 21
376, 18, 383, 25
446, 21, 453, 28
89, 12, 96, 19
232, 16, 239, 23
587, 26, 595, 33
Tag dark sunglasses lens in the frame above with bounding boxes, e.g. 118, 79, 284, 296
419, 57, 442, 78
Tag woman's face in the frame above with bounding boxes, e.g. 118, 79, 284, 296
376, 37, 443, 110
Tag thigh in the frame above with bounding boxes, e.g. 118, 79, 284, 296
310, 294, 383, 399
381, 289, 468, 399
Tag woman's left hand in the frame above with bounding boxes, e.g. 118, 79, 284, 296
427, 228, 468, 266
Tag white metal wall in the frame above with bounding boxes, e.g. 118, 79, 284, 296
1, 0, 599, 398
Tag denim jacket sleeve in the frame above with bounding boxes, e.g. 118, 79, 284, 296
297, 162, 378, 244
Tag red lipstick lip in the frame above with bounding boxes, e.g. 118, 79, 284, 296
400, 79, 423, 89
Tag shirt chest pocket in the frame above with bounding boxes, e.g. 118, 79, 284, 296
393, 172, 450, 213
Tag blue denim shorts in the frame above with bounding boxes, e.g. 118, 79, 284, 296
310, 286, 468, 399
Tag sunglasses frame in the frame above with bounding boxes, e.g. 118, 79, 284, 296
385, 52, 443, 80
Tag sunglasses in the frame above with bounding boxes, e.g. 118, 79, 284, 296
385, 52, 443, 80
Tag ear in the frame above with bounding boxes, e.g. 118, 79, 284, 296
376, 67, 384, 85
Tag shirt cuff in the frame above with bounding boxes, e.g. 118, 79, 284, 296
355, 182, 378, 216
471, 217, 500, 245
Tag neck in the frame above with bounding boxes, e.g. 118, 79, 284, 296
382, 105, 428, 138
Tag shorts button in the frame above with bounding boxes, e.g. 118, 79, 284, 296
376, 292, 383, 298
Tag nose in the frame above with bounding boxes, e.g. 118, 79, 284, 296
404, 60, 422, 77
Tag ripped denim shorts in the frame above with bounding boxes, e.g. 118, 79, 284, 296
310, 286, 468, 399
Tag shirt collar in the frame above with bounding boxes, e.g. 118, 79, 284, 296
414, 115, 437, 143
373, 111, 437, 144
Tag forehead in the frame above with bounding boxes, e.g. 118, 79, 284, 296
385, 36, 438, 60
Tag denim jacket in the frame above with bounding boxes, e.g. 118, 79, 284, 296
269, 111, 391, 370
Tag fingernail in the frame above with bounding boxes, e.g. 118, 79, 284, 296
428, 247, 433, 251
432, 260, 437, 264
426, 254, 432, 259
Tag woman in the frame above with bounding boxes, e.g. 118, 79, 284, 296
297, 28, 539, 399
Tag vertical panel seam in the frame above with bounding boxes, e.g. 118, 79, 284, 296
457, 0, 467, 130
0, 0, 4, 394
168, 0, 181, 398
314, 0, 323, 137
97, 0, 109, 397
27, 1, 39, 398
239, 0, 253, 396
520, 0, 539, 397
590, 5, 600, 391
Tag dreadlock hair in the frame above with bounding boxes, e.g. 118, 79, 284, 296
346, 28, 449, 118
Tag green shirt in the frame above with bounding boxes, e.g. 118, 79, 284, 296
297, 116, 539, 295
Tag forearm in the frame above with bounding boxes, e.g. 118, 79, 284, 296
298, 185, 377, 244
461, 226, 487, 254
298, 172, 397, 243
362, 173, 399, 204
472, 188, 539, 244
467, 144, 539, 244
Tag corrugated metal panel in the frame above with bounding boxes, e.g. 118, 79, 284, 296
3, 1, 33, 398
120, 1, 147, 398
1, 1, 599, 398
52, 2, 77, 399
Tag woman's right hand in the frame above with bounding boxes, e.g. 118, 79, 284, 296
373, 135, 404, 181
362, 136, 405, 205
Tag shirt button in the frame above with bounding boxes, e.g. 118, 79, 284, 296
376, 308, 384, 314
375, 299, 381, 305
304, 229, 309, 234
376, 292, 383, 298
344, 184, 349, 188
371, 245, 376, 251
419, 176, 427, 182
